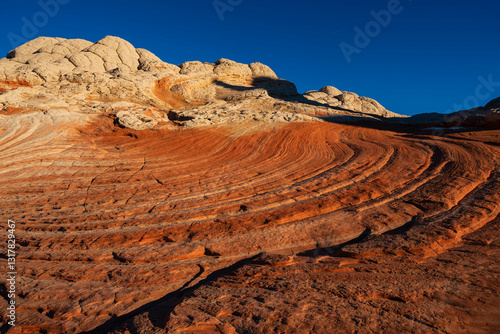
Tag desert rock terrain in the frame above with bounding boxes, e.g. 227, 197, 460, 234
0, 36, 499, 334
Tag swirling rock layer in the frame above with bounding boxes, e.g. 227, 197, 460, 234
0, 36, 499, 334
0, 108, 499, 333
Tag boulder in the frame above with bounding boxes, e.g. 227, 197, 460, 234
320, 85, 342, 97
338, 91, 362, 112
7, 36, 65, 59
214, 58, 252, 77
179, 61, 214, 76
137, 48, 180, 73
249, 62, 278, 79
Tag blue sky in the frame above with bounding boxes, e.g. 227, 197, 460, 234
1, 0, 499, 115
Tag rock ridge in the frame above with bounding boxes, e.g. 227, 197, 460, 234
1, 36, 398, 130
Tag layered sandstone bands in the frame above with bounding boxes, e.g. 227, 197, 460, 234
0, 37, 499, 333
1, 117, 499, 333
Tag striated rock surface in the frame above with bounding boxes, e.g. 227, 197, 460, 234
0, 36, 499, 334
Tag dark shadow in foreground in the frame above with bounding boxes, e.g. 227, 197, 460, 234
297, 227, 372, 258
81, 253, 262, 334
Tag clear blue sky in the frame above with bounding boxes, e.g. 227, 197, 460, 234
1, 0, 499, 115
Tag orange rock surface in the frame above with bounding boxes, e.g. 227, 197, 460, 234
0, 80, 32, 93
0, 114, 499, 333
1, 36, 499, 334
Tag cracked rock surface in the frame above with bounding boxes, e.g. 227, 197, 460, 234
0, 36, 499, 334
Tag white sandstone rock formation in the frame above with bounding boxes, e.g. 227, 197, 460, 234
0, 36, 401, 130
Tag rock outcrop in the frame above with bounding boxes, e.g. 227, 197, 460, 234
0, 36, 499, 334
403, 101, 500, 128
0, 36, 401, 131
304, 86, 400, 118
